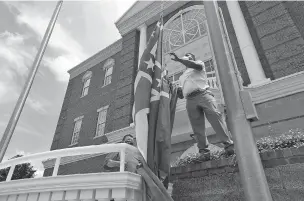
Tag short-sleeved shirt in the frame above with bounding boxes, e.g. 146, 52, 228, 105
103, 152, 120, 172
103, 151, 138, 173
179, 60, 209, 97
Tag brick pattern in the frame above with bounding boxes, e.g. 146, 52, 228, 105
171, 146, 304, 179
112, 30, 139, 130
49, 30, 139, 152
50, 80, 74, 150
245, 1, 304, 79
43, 155, 107, 177
171, 146, 304, 201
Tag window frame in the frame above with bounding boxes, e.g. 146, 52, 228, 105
81, 78, 91, 97
103, 59, 115, 87
103, 66, 113, 86
81, 71, 92, 97
94, 105, 109, 138
70, 116, 84, 146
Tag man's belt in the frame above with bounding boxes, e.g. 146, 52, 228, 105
186, 89, 206, 98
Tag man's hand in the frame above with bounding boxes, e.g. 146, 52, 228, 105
169, 53, 179, 62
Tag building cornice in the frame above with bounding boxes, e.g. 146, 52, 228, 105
68, 39, 122, 79
115, 1, 188, 36
246, 71, 304, 104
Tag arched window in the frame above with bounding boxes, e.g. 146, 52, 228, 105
163, 8, 207, 54
103, 58, 115, 86
81, 71, 92, 97
163, 7, 219, 89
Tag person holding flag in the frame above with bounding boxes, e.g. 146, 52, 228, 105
169, 52, 234, 160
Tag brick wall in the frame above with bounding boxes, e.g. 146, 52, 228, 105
50, 30, 139, 151
112, 30, 139, 129
245, 1, 304, 79
171, 146, 304, 201
43, 155, 107, 177
251, 91, 304, 140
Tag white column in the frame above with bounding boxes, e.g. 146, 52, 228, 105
137, 23, 147, 68
226, 1, 270, 87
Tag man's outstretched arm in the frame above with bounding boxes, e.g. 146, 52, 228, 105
169, 53, 203, 71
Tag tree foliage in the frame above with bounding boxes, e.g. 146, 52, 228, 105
0, 154, 36, 182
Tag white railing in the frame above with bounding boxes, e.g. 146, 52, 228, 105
0, 144, 143, 201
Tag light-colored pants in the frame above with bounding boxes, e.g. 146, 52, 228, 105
186, 90, 232, 151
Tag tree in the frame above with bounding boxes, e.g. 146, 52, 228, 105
0, 154, 36, 182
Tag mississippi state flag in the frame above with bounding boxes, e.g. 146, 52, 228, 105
132, 18, 163, 171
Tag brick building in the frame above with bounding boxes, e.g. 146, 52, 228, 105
43, 1, 304, 176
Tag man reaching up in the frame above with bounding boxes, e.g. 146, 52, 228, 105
170, 52, 234, 160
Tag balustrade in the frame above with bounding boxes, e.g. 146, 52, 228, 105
0, 144, 143, 201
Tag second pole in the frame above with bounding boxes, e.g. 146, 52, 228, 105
203, 1, 273, 201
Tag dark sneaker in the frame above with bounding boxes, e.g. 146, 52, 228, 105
223, 142, 235, 155
198, 148, 211, 161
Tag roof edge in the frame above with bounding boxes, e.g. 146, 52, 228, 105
68, 39, 122, 79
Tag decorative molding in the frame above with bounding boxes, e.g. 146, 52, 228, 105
81, 71, 92, 82
68, 39, 122, 79
97, 105, 109, 112
74, 115, 84, 122
0, 172, 142, 195
115, 1, 188, 36
245, 71, 304, 104
103, 58, 115, 70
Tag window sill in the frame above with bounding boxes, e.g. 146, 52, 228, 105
101, 84, 111, 88
69, 143, 78, 147
93, 134, 106, 140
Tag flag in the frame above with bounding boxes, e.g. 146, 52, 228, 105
155, 79, 178, 179
133, 18, 163, 168
132, 17, 177, 200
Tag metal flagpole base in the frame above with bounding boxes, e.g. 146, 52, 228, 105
203, 1, 273, 201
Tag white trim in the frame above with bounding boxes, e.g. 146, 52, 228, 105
115, 1, 188, 35
246, 71, 304, 104
97, 105, 109, 113
81, 71, 92, 82
73, 116, 84, 122
0, 172, 142, 196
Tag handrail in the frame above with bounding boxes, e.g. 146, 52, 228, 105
0, 143, 139, 181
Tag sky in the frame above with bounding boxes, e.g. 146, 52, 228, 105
0, 0, 137, 163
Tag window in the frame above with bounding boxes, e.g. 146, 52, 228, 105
95, 106, 108, 137
103, 58, 115, 86
204, 59, 218, 89
168, 59, 218, 89
104, 66, 113, 86
163, 9, 207, 54
71, 116, 83, 145
81, 71, 92, 97
82, 78, 90, 97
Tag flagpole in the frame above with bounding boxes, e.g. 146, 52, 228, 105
0, 0, 63, 162
203, 1, 272, 201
